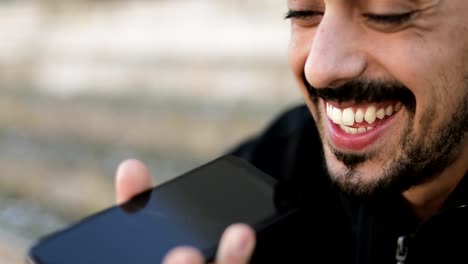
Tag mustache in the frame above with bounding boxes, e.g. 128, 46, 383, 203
306, 78, 416, 110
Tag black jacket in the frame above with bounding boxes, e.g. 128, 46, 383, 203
229, 104, 468, 264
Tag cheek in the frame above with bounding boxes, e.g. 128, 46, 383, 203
380, 46, 439, 133
370, 34, 439, 104
372, 34, 464, 134
288, 29, 316, 99
288, 28, 315, 81
288, 41, 306, 82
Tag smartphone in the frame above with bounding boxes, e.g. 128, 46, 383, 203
28, 155, 302, 264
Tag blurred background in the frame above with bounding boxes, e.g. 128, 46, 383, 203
0, 0, 302, 263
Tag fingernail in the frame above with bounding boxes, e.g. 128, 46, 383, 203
226, 225, 252, 256
163, 247, 204, 264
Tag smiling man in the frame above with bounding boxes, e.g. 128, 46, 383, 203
115, 0, 468, 263
288, 0, 468, 209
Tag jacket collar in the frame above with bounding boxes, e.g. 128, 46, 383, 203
441, 172, 468, 210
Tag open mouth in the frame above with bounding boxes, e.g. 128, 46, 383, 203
324, 100, 403, 151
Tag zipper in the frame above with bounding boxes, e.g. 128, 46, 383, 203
395, 235, 411, 264
394, 204, 467, 264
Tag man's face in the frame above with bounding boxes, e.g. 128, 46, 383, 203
287, 0, 468, 196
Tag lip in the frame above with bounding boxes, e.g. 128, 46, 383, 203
324, 102, 401, 152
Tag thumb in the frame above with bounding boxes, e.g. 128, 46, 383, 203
216, 223, 256, 264
115, 159, 153, 204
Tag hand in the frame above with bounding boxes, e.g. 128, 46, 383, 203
115, 159, 256, 264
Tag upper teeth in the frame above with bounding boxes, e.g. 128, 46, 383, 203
326, 102, 402, 126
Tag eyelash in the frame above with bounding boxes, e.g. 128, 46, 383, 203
284, 10, 414, 25
284, 10, 323, 20
364, 12, 414, 25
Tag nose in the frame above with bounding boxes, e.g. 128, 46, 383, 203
305, 11, 367, 89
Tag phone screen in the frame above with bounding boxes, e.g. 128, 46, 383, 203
29, 155, 289, 264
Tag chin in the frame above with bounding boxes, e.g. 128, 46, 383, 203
322, 141, 409, 198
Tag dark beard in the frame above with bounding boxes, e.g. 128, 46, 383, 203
307, 78, 416, 113
311, 79, 468, 197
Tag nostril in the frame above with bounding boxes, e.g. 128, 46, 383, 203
328, 80, 348, 89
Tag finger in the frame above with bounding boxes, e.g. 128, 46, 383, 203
216, 223, 256, 264
115, 159, 153, 204
162, 246, 205, 264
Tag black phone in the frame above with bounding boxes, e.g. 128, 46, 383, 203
28, 155, 301, 264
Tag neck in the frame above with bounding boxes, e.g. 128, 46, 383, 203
402, 141, 468, 222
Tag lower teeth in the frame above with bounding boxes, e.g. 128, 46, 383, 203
340, 125, 374, 134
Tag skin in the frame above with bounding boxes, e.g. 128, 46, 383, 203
115, 0, 468, 262
288, 0, 468, 218
115, 160, 256, 264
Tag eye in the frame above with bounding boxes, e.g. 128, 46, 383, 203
284, 10, 324, 26
285, 10, 324, 20
364, 12, 414, 25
